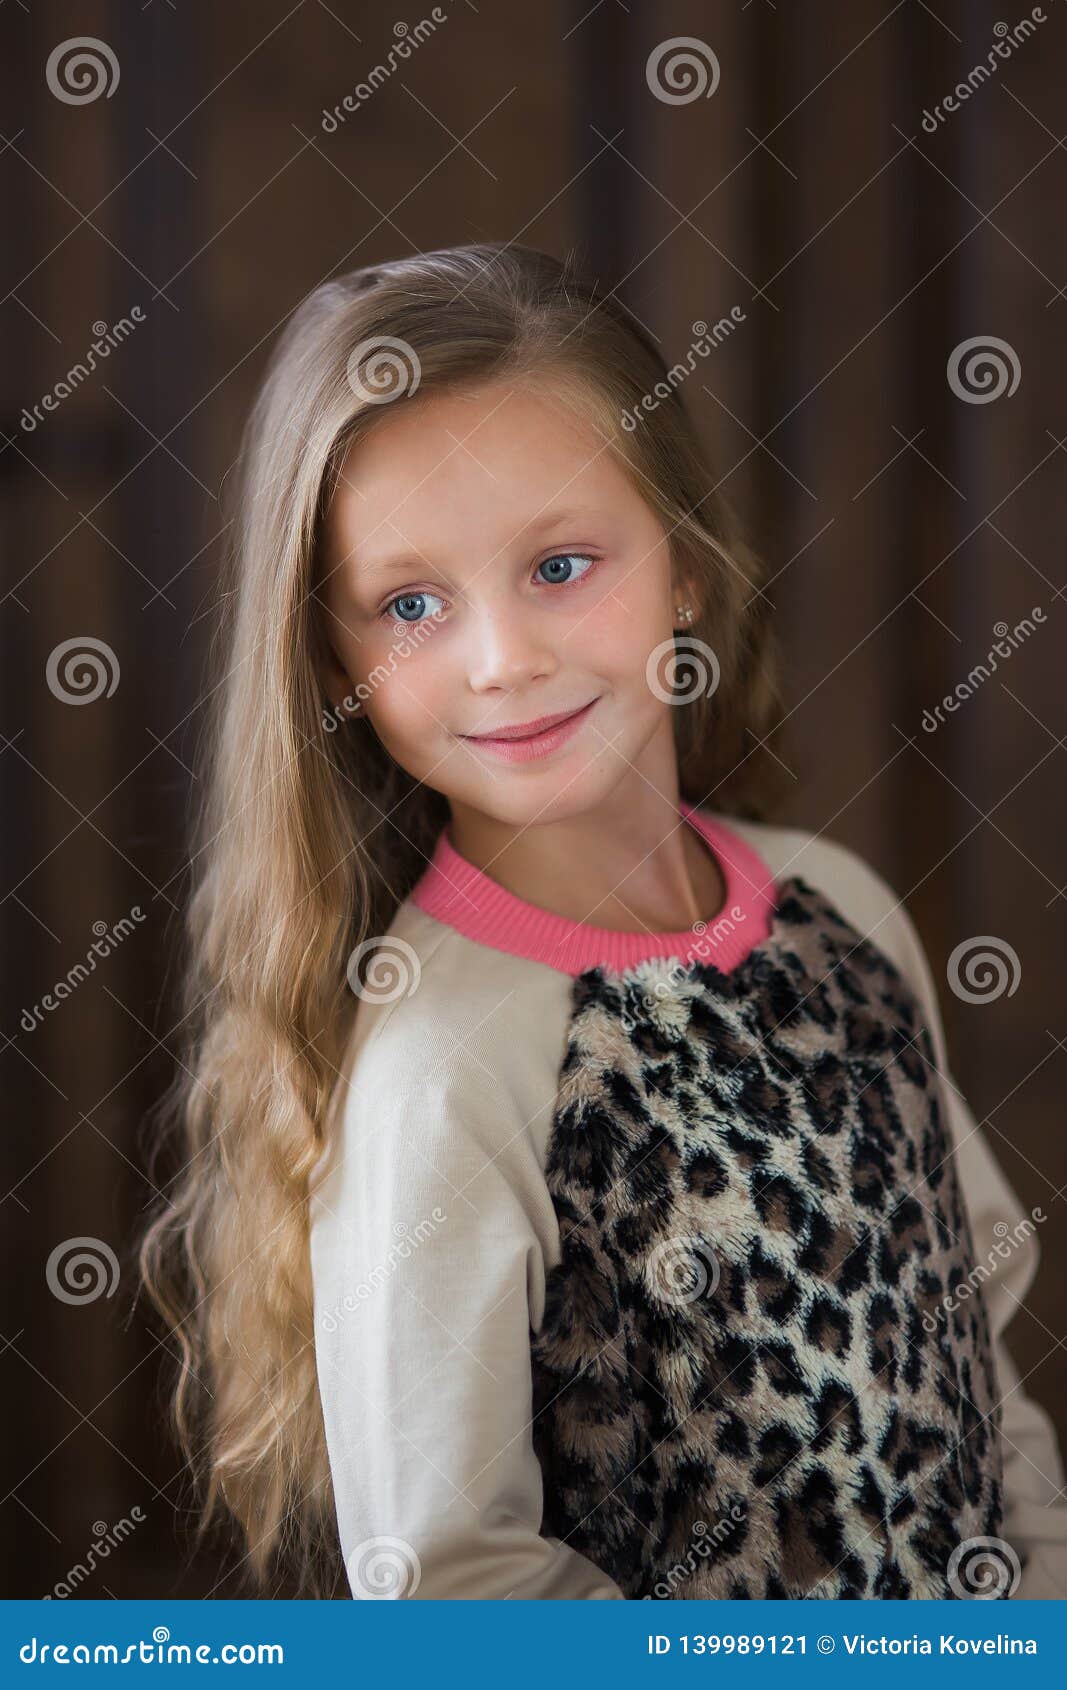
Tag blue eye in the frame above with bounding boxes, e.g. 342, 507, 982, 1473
384, 591, 445, 625
536, 552, 596, 586
380, 554, 597, 625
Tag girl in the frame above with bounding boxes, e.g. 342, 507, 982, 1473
139, 243, 1067, 1602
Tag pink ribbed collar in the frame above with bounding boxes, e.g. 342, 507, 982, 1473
408, 799, 779, 977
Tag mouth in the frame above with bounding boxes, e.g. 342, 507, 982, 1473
458, 697, 601, 762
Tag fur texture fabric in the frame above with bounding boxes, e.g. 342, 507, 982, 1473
530, 877, 1003, 1599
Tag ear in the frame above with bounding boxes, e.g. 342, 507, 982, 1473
671, 562, 703, 623
313, 574, 358, 712
313, 521, 360, 711
319, 645, 352, 711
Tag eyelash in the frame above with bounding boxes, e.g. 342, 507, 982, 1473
376, 552, 601, 625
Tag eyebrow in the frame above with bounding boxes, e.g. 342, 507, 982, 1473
355, 507, 608, 576
357, 555, 425, 578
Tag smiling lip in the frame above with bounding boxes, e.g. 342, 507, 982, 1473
463, 702, 596, 741
459, 698, 600, 762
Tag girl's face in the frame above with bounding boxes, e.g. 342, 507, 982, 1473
319, 377, 689, 832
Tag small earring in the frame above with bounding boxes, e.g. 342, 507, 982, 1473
674, 601, 695, 627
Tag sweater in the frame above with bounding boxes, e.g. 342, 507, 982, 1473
308, 801, 1067, 1600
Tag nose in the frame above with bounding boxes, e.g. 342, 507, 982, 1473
465, 598, 559, 696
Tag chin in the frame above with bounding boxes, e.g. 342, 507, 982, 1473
494, 774, 620, 830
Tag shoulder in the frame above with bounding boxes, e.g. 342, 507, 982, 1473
718, 808, 963, 1109
714, 811, 932, 997
358, 897, 574, 1105
311, 898, 575, 1191
309, 903, 570, 1320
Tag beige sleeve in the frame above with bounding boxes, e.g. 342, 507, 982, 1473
309, 1048, 627, 1600
843, 848, 1067, 1599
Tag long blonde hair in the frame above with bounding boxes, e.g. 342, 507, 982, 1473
137, 241, 790, 1597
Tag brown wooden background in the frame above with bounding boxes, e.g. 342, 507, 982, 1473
2, 0, 1064, 1598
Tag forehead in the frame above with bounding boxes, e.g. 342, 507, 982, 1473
327, 379, 636, 552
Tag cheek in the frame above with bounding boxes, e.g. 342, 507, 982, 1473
365, 632, 453, 740
571, 570, 672, 680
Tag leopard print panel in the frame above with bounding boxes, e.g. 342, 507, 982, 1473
529, 875, 1003, 1599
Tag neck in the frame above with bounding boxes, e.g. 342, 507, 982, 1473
410, 798, 778, 977
446, 785, 726, 936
